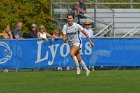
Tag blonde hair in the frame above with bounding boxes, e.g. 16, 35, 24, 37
39, 25, 46, 31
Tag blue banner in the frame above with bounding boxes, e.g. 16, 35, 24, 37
0, 38, 140, 68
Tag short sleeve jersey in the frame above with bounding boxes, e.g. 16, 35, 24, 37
62, 22, 84, 45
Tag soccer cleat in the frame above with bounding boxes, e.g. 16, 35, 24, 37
76, 67, 81, 75
86, 70, 90, 76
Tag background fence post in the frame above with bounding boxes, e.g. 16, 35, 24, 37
94, 1, 97, 34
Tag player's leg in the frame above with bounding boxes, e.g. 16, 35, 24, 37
76, 50, 90, 76
70, 45, 80, 74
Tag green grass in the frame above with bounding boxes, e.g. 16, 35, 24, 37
0, 70, 140, 93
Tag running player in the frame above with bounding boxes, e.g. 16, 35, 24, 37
62, 14, 94, 76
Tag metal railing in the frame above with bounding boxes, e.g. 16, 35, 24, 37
93, 1, 115, 37
94, 22, 113, 37
51, 1, 140, 38
123, 24, 140, 37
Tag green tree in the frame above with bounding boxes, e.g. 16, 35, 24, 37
0, 0, 56, 36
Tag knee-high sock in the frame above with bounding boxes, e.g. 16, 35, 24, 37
73, 56, 79, 67
80, 60, 89, 71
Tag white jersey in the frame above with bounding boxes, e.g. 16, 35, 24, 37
62, 23, 84, 47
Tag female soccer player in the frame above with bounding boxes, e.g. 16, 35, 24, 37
62, 14, 94, 76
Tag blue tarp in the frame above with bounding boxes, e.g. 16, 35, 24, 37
0, 38, 140, 68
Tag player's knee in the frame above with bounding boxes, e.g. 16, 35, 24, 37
70, 52, 75, 57
76, 57, 81, 62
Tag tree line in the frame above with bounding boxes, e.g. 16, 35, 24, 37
0, 0, 56, 36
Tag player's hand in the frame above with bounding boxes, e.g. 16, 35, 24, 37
63, 40, 67, 43
63, 39, 67, 43
89, 40, 95, 46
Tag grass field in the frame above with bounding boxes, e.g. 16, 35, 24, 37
0, 70, 140, 93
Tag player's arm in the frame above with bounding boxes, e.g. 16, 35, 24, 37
62, 25, 67, 43
81, 30, 94, 46
62, 34, 67, 43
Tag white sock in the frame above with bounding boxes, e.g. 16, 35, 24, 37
80, 60, 89, 71
73, 56, 79, 67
